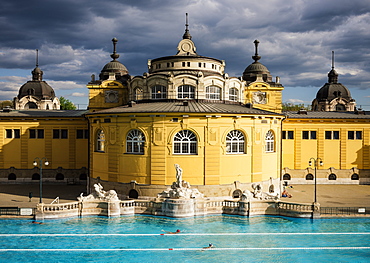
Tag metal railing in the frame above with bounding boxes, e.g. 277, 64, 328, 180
0, 207, 20, 216
320, 207, 370, 216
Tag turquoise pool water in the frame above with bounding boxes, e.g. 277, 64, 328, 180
0, 215, 369, 262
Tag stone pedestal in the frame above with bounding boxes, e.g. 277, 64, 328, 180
161, 198, 206, 218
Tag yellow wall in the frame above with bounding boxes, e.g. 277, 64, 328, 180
282, 118, 370, 171
88, 113, 282, 186
0, 117, 88, 171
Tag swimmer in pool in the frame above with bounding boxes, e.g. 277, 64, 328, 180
161, 229, 181, 234
202, 243, 214, 249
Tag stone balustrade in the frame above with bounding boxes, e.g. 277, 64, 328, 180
35, 198, 318, 219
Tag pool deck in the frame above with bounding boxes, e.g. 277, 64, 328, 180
0, 183, 369, 209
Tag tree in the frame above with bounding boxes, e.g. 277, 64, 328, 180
0, 100, 13, 109
59, 96, 77, 110
282, 102, 311, 111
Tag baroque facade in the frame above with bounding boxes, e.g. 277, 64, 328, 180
0, 19, 369, 198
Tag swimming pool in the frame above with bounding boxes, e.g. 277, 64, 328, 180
0, 216, 369, 262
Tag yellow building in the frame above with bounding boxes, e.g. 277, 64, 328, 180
282, 59, 370, 184
1, 18, 369, 199
85, 22, 284, 197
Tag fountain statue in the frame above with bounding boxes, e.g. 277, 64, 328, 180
158, 164, 204, 199
78, 183, 119, 201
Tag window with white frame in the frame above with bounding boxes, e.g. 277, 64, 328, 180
226, 130, 245, 154
96, 129, 105, 152
206, 86, 221, 100
126, 129, 145, 154
135, 88, 143, 100
229, 88, 238, 101
265, 130, 275, 152
5, 129, 20, 139
151, 85, 167, 99
173, 130, 197, 154
177, 85, 195, 99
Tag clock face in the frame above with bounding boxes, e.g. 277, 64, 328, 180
105, 90, 119, 103
253, 92, 266, 104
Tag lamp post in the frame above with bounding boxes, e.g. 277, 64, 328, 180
308, 157, 323, 203
33, 157, 49, 203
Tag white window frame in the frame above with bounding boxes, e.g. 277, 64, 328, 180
229, 88, 238, 101
226, 130, 245, 154
265, 130, 275, 153
206, 85, 221, 100
177, 85, 195, 99
126, 129, 145, 154
151, 85, 167, 99
173, 130, 197, 154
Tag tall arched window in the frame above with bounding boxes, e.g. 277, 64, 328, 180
226, 130, 245, 154
206, 86, 221, 100
151, 85, 167, 99
126, 129, 145, 154
229, 88, 238, 101
177, 85, 195, 99
265, 130, 275, 152
135, 88, 143, 100
96, 129, 105, 152
173, 130, 197, 154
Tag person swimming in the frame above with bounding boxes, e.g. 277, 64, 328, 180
161, 229, 181, 234
203, 243, 213, 249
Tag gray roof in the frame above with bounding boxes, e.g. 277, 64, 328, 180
87, 101, 282, 116
0, 110, 88, 118
284, 110, 370, 119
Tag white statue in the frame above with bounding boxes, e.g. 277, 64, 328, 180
175, 164, 183, 188
78, 183, 119, 201
157, 164, 204, 199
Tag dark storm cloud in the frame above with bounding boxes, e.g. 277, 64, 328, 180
0, 0, 369, 105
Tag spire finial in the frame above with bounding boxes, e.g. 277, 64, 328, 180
36, 49, 39, 67
252, 39, 261, 62
110, 37, 120, 61
331, 50, 335, 70
183, 13, 192, 40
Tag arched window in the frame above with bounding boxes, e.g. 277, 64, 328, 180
177, 85, 195, 99
32, 173, 40, 180
351, 173, 359, 180
173, 130, 197, 154
306, 173, 314, 180
229, 88, 238, 101
25, 102, 37, 109
126, 129, 145, 154
265, 130, 275, 152
226, 130, 245, 154
96, 129, 105, 152
151, 85, 167, 99
335, 104, 345, 111
283, 173, 291, 180
135, 88, 143, 100
206, 86, 221, 100
8, 173, 16, 180
328, 173, 337, 180
129, 189, 139, 199
56, 173, 64, 180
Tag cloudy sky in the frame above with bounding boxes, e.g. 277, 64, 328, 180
1, 0, 370, 109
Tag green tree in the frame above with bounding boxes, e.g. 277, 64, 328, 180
0, 100, 13, 109
282, 102, 311, 111
59, 96, 77, 110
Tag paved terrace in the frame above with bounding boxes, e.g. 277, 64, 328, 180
0, 184, 369, 209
